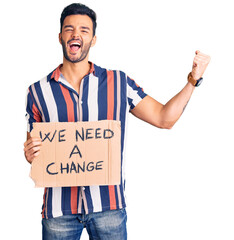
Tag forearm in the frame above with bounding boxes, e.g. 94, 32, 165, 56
130, 82, 195, 129
160, 82, 195, 128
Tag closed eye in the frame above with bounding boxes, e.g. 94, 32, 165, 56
64, 25, 74, 31
80, 26, 90, 33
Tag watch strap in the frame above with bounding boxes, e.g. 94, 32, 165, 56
187, 72, 203, 87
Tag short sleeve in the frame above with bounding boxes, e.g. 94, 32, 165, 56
127, 75, 147, 110
25, 87, 42, 132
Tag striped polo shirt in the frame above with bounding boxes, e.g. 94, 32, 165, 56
25, 62, 147, 219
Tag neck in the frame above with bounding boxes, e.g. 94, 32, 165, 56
60, 58, 91, 84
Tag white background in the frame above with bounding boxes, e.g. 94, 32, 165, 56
1, 0, 234, 239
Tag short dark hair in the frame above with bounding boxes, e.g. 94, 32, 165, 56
60, 3, 97, 36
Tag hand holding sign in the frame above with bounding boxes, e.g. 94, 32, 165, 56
24, 137, 42, 164
30, 120, 121, 187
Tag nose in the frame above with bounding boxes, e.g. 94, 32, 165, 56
72, 28, 80, 39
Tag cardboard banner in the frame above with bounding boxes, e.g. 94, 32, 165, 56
30, 120, 121, 188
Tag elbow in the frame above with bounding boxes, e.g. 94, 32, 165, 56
158, 120, 175, 130
161, 124, 174, 130
164, 124, 173, 130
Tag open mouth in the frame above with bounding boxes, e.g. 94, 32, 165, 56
69, 42, 81, 52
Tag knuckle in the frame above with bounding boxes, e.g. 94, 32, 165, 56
27, 158, 33, 164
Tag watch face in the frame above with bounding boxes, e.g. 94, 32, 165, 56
195, 78, 203, 87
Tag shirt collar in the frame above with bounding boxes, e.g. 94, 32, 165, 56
50, 62, 96, 82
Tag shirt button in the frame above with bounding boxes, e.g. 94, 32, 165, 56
83, 187, 85, 190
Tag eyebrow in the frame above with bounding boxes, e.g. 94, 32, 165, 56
80, 26, 90, 31
64, 25, 74, 29
63, 25, 90, 31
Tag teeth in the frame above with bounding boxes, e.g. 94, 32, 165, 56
70, 42, 81, 47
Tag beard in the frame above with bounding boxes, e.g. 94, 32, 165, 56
61, 37, 93, 63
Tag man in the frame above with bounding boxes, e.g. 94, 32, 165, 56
24, 3, 210, 240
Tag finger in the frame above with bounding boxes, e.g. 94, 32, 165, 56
25, 149, 40, 164
193, 58, 204, 65
26, 156, 33, 164
195, 50, 208, 56
24, 146, 41, 162
193, 54, 211, 62
26, 153, 38, 164
24, 140, 42, 152
24, 137, 41, 147
195, 51, 210, 59
24, 140, 42, 163
193, 56, 210, 67
28, 149, 40, 158
193, 57, 200, 66
34, 151, 40, 157
194, 55, 210, 62
27, 146, 41, 155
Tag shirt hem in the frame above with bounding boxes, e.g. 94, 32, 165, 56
42, 203, 127, 219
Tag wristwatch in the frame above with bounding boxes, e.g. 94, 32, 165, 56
187, 72, 203, 87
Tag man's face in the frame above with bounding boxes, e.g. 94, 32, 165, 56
59, 14, 96, 63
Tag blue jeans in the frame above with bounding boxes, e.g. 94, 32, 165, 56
42, 208, 127, 240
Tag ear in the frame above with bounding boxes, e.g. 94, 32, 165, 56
59, 33, 62, 45
91, 36, 97, 47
